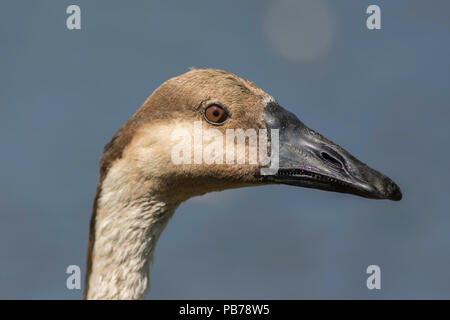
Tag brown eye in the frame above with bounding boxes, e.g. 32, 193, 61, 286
204, 104, 228, 124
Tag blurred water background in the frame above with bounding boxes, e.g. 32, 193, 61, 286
0, 0, 449, 299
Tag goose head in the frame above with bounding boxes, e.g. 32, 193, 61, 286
105, 68, 401, 203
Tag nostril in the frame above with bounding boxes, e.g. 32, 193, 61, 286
321, 152, 343, 169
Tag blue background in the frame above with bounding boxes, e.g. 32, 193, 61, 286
1, 0, 449, 299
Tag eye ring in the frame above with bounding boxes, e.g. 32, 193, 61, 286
203, 103, 230, 125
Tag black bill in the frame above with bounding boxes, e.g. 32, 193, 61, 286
260, 102, 402, 201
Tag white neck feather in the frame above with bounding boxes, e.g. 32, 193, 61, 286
86, 161, 178, 299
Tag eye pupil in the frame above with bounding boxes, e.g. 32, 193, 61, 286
212, 110, 220, 117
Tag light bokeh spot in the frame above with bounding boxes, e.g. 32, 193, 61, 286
264, 0, 335, 62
